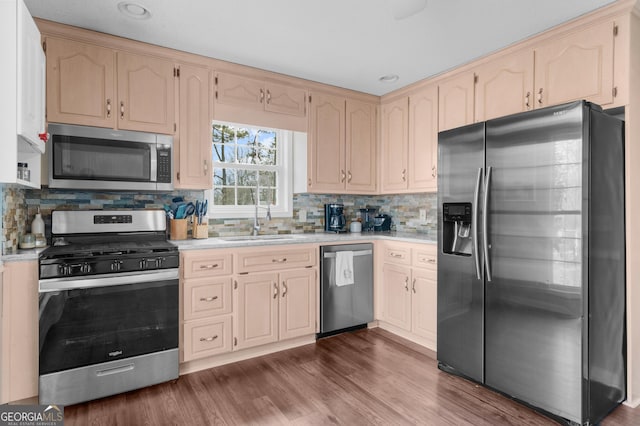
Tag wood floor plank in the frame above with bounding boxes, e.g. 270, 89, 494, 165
61, 328, 640, 425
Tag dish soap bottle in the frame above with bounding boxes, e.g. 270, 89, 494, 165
32, 208, 45, 247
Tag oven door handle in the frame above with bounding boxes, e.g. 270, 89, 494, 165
39, 269, 179, 293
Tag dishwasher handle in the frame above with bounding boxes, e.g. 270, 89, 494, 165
323, 250, 373, 259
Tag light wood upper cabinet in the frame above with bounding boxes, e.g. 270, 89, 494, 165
534, 20, 615, 108
380, 97, 409, 192
408, 85, 438, 191
46, 37, 116, 128
438, 72, 475, 132
116, 52, 175, 134
307, 92, 346, 192
215, 72, 307, 117
345, 99, 377, 193
279, 269, 316, 340
176, 64, 212, 189
475, 50, 535, 121
46, 38, 176, 134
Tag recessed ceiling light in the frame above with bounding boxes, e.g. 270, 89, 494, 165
379, 74, 400, 83
117, 2, 151, 20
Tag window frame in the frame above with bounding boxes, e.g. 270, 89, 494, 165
208, 120, 293, 219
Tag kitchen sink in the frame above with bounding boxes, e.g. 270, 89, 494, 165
218, 235, 301, 242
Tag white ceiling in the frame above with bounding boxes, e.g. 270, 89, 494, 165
24, 0, 617, 96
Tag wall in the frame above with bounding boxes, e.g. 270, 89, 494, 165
2, 188, 436, 251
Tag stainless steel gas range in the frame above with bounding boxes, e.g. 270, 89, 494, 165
38, 209, 179, 406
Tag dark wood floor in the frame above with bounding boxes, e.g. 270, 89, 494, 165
64, 328, 640, 425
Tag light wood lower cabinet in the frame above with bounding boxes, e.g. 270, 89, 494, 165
378, 242, 437, 350
234, 268, 316, 351
0, 261, 38, 403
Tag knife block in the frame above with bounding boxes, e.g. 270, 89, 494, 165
169, 219, 188, 240
193, 223, 209, 239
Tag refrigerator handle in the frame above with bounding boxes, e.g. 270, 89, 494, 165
483, 166, 493, 282
473, 167, 482, 280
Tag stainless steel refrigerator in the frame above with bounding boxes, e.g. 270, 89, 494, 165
437, 101, 626, 425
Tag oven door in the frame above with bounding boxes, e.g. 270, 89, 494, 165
38, 270, 178, 376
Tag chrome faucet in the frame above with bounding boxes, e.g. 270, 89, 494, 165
252, 203, 272, 236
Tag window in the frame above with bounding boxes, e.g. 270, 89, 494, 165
210, 121, 292, 218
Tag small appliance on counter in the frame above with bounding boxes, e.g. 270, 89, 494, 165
373, 214, 392, 232
325, 203, 347, 233
359, 206, 379, 232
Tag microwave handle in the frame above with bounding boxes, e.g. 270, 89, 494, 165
150, 144, 158, 182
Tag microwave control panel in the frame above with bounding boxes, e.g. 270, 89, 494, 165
157, 148, 172, 183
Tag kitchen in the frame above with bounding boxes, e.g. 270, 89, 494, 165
2, 0, 640, 424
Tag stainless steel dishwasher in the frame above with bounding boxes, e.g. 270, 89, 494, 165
319, 243, 373, 337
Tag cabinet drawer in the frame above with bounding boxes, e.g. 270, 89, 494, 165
182, 250, 233, 279
183, 316, 232, 361
382, 244, 411, 265
412, 245, 437, 271
236, 245, 316, 273
183, 277, 232, 321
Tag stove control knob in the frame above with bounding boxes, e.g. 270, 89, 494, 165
81, 263, 91, 274
155, 257, 165, 268
139, 259, 147, 270
110, 261, 122, 272
58, 264, 70, 276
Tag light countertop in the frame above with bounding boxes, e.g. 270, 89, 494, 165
1, 232, 436, 262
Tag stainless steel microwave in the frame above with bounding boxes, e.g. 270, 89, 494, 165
47, 123, 173, 191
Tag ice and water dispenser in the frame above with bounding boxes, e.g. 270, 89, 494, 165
443, 203, 473, 256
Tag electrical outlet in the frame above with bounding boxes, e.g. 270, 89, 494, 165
299, 209, 307, 222
419, 209, 427, 222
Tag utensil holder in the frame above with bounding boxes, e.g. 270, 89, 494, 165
193, 224, 208, 239
170, 219, 188, 240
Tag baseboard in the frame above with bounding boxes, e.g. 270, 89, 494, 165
377, 321, 437, 352
623, 396, 640, 408
179, 334, 316, 376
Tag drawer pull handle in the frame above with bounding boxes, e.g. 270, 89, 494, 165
199, 296, 219, 302
272, 258, 287, 263
390, 253, 403, 258
420, 257, 436, 264
200, 335, 218, 342
199, 263, 219, 269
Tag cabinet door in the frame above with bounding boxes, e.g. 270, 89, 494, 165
117, 52, 175, 134
475, 50, 534, 122
46, 37, 116, 128
234, 272, 279, 350
1, 261, 38, 402
176, 65, 212, 189
346, 99, 377, 193
381, 263, 411, 331
534, 20, 614, 108
264, 82, 307, 117
411, 268, 437, 348
307, 92, 346, 192
438, 72, 475, 132
408, 85, 438, 191
215, 72, 264, 111
380, 97, 409, 192
17, 4, 45, 147
279, 269, 316, 340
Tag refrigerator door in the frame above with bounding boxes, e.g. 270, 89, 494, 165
484, 101, 586, 422
437, 123, 485, 383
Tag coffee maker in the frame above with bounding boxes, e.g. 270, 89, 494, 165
325, 203, 346, 233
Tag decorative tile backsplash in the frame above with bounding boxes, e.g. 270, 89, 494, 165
1, 186, 437, 252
